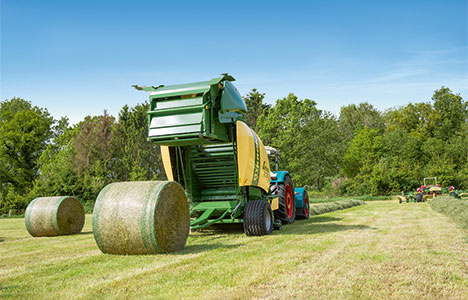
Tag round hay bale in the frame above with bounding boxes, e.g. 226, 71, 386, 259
25, 196, 85, 237
92, 181, 189, 255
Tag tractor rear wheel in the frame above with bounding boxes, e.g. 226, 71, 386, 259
416, 193, 422, 202
274, 175, 296, 224
296, 191, 310, 220
244, 200, 273, 236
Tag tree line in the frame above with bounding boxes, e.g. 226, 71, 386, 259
1, 87, 467, 214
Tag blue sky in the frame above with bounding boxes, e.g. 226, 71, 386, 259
1, 0, 467, 124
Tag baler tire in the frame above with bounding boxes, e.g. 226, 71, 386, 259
274, 175, 296, 225
244, 200, 273, 236
416, 193, 422, 203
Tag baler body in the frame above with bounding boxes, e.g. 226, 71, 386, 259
141, 75, 274, 229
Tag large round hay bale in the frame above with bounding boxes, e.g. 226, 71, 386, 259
25, 196, 85, 237
92, 181, 189, 255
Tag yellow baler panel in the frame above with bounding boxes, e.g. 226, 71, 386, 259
160, 146, 174, 181
236, 121, 270, 192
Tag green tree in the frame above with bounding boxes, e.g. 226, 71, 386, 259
385, 102, 439, 138
339, 102, 384, 139
342, 127, 383, 180
242, 89, 271, 130
113, 103, 164, 181
0, 98, 54, 213
257, 93, 344, 189
432, 87, 467, 140
31, 125, 80, 201
33, 104, 166, 207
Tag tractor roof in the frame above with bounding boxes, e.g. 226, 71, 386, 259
265, 146, 281, 157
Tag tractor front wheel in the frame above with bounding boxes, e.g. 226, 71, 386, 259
244, 200, 273, 236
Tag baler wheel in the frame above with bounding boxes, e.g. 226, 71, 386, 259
296, 191, 310, 220
244, 200, 273, 236
274, 175, 296, 224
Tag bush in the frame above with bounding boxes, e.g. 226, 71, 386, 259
430, 196, 468, 229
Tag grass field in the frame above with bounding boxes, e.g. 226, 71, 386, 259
2, 200, 468, 299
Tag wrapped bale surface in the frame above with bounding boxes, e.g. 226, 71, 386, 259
25, 196, 85, 237
93, 181, 189, 255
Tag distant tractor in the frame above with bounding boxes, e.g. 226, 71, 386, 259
421, 177, 442, 201
399, 177, 463, 204
92, 75, 310, 255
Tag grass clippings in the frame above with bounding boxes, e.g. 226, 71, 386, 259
2, 200, 468, 299
430, 196, 468, 230
309, 199, 365, 216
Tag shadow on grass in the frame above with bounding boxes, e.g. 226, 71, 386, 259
176, 242, 241, 255
0, 237, 4, 243
77, 231, 93, 235
0, 285, 19, 298
185, 214, 369, 240
308, 216, 343, 223
282, 220, 373, 235
190, 224, 245, 237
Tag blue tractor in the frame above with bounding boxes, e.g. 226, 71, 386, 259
266, 146, 310, 224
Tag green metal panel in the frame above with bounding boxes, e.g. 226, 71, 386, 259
219, 81, 247, 123
137, 74, 271, 229
143, 74, 244, 145
189, 201, 239, 229
189, 143, 238, 200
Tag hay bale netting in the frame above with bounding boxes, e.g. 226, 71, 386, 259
92, 181, 190, 255
25, 196, 85, 237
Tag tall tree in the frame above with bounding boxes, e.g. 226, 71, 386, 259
339, 102, 384, 139
385, 102, 438, 138
113, 103, 164, 181
0, 98, 54, 213
257, 93, 344, 189
432, 87, 467, 140
242, 89, 270, 130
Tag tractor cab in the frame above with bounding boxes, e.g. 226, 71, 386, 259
265, 146, 282, 173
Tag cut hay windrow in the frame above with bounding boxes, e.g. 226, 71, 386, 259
92, 181, 189, 255
430, 196, 468, 230
309, 199, 365, 216
25, 196, 85, 237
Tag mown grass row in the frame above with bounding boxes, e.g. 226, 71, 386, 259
309, 199, 365, 215
430, 196, 468, 229
308, 195, 392, 204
